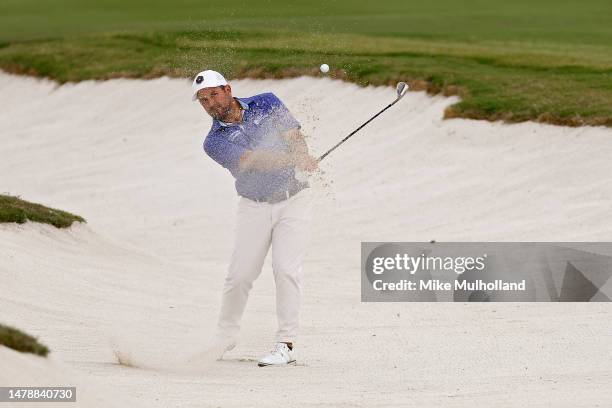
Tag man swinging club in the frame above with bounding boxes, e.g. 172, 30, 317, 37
192, 70, 317, 367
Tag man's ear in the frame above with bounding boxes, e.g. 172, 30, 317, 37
223, 84, 232, 95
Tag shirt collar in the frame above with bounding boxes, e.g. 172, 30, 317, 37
217, 98, 249, 127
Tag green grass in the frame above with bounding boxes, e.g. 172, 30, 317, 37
0, 324, 49, 357
0, 195, 85, 228
0, 0, 610, 126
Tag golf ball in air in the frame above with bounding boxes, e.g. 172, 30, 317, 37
320, 64, 329, 73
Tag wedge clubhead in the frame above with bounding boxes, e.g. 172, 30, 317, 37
396, 81, 408, 99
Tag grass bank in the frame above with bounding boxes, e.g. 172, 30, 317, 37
0, 0, 610, 126
0, 195, 85, 228
0, 324, 49, 357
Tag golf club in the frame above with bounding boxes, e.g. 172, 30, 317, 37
317, 81, 409, 162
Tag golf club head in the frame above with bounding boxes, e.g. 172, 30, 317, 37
396, 81, 409, 99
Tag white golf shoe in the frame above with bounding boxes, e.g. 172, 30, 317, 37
257, 342, 296, 367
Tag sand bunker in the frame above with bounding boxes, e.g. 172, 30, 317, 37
1, 72, 611, 407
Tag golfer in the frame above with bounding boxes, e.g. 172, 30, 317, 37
192, 70, 317, 367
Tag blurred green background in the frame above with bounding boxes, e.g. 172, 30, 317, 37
1, 0, 610, 125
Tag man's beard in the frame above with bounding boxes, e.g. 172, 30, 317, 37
211, 104, 232, 122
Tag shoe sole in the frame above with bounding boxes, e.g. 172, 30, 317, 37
257, 360, 296, 367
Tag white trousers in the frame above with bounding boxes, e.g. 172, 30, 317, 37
216, 188, 313, 344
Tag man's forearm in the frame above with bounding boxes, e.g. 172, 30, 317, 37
288, 135, 309, 157
238, 129, 317, 172
239, 150, 295, 171
284, 129, 310, 157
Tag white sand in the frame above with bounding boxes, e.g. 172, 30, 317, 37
0, 345, 144, 407
0, 71, 611, 407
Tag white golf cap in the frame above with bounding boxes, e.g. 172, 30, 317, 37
192, 70, 228, 101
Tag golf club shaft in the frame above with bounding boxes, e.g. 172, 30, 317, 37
317, 98, 401, 162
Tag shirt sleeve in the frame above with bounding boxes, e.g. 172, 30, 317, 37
203, 132, 248, 177
266, 93, 301, 132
